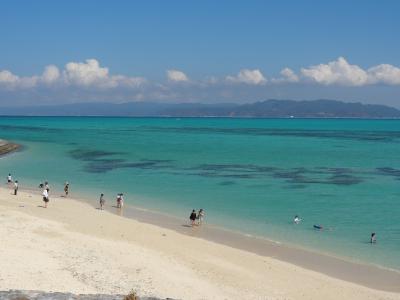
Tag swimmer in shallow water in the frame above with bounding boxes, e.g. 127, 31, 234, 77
293, 215, 301, 224
313, 224, 323, 230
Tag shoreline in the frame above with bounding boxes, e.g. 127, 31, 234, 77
0, 139, 20, 156
4, 185, 400, 295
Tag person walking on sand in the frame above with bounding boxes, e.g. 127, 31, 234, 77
99, 193, 105, 210
13, 180, 18, 195
190, 209, 197, 226
197, 209, 205, 225
7, 173, 12, 184
64, 182, 69, 197
42, 189, 49, 208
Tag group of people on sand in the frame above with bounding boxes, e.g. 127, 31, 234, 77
293, 214, 377, 244
6, 173, 126, 212
189, 208, 205, 226
98, 193, 124, 210
6, 174, 71, 209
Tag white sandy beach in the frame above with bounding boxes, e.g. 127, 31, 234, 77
0, 186, 399, 300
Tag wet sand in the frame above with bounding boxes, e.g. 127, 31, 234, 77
103, 200, 400, 293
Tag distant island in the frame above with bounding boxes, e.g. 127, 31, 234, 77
1, 99, 400, 118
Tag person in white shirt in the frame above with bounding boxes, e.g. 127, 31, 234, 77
14, 180, 18, 195
116, 194, 121, 208
197, 209, 205, 225
44, 181, 50, 192
119, 194, 124, 208
293, 215, 301, 224
7, 173, 12, 184
42, 189, 49, 208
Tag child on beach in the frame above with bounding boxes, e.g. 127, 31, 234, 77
100, 193, 105, 210
7, 173, 12, 184
13, 180, 18, 195
190, 209, 197, 226
64, 182, 69, 197
42, 189, 49, 208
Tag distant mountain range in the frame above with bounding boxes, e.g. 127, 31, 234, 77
1, 99, 400, 118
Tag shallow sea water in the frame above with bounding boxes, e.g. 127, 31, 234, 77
0, 117, 399, 270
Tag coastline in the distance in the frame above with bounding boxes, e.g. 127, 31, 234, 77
1, 99, 400, 118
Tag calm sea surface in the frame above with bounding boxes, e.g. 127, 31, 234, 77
0, 117, 399, 270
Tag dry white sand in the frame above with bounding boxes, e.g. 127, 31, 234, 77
0, 186, 399, 300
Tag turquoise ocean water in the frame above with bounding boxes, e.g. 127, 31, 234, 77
0, 117, 399, 270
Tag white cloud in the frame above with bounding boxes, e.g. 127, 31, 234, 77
41, 65, 60, 84
226, 69, 267, 85
64, 59, 110, 87
272, 68, 299, 83
0, 59, 145, 90
0, 70, 38, 89
0, 70, 19, 87
367, 64, 400, 85
300, 57, 400, 86
1, 57, 400, 99
301, 57, 368, 86
167, 69, 189, 82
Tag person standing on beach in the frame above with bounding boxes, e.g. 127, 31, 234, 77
99, 193, 105, 210
116, 194, 121, 208
7, 173, 12, 184
197, 209, 205, 225
190, 209, 197, 226
42, 189, 49, 208
45, 181, 50, 193
64, 182, 69, 197
13, 180, 18, 195
120, 194, 124, 208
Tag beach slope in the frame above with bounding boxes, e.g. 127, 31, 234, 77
0, 188, 399, 300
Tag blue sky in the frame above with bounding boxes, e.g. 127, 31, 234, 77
1, 0, 400, 107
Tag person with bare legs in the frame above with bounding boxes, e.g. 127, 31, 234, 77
99, 193, 105, 210
189, 209, 197, 226
13, 180, 18, 195
42, 189, 49, 208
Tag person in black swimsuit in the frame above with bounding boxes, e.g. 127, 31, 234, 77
189, 209, 197, 226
